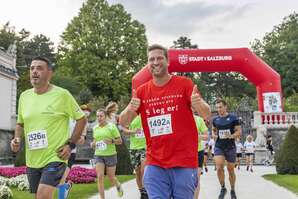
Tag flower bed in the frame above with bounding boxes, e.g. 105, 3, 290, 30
67, 166, 97, 184
0, 185, 13, 199
0, 167, 26, 178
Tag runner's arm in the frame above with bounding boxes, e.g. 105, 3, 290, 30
119, 108, 138, 128
199, 130, 208, 141
70, 116, 87, 144
212, 126, 218, 139
104, 137, 122, 145
231, 125, 241, 139
121, 126, 137, 136
11, 123, 24, 152
192, 100, 211, 121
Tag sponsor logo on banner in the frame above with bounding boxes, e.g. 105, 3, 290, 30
177, 54, 233, 64
178, 54, 188, 64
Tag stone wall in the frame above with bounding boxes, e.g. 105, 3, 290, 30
0, 130, 14, 165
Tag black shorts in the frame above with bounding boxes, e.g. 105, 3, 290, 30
204, 152, 208, 156
214, 146, 236, 163
236, 153, 242, 158
67, 153, 76, 168
198, 150, 204, 168
27, 162, 66, 193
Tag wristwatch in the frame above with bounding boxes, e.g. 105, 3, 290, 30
66, 141, 76, 150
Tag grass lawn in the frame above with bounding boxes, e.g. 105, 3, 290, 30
263, 174, 298, 195
11, 175, 135, 199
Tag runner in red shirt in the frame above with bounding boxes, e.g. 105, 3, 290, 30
120, 44, 211, 199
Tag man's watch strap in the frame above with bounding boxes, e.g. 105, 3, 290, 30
67, 141, 76, 149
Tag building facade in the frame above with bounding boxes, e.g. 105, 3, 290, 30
0, 44, 18, 164
0, 46, 18, 130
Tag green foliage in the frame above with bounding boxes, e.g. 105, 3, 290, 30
171, 36, 198, 49
199, 72, 256, 103
77, 88, 93, 105
263, 174, 298, 195
58, 0, 148, 101
51, 75, 82, 96
284, 93, 298, 112
171, 36, 198, 79
0, 22, 56, 99
276, 125, 298, 174
251, 12, 298, 97
116, 142, 133, 175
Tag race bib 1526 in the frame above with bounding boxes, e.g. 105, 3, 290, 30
27, 130, 48, 150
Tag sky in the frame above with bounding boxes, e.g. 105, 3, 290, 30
0, 0, 297, 49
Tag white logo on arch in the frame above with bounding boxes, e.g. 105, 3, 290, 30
178, 54, 188, 65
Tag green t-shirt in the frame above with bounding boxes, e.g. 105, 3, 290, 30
129, 116, 146, 150
17, 86, 85, 168
93, 123, 120, 156
194, 115, 208, 151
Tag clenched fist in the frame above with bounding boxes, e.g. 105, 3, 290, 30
128, 89, 140, 112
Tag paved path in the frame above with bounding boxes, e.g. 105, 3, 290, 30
89, 166, 298, 199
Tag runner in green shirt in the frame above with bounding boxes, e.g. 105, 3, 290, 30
122, 115, 148, 198
194, 115, 208, 199
90, 108, 123, 198
10, 56, 87, 199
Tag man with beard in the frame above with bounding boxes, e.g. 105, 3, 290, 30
11, 56, 87, 199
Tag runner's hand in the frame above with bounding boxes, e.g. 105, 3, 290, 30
10, 138, 20, 152
57, 145, 71, 160
191, 85, 202, 108
90, 141, 95, 149
77, 136, 85, 145
128, 89, 140, 112
103, 139, 113, 144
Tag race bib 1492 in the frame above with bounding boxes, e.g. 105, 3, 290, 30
147, 114, 173, 137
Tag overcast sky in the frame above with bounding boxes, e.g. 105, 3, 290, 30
0, 0, 297, 49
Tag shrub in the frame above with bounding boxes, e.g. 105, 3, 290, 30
276, 125, 298, 174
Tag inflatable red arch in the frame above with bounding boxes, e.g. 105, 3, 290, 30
132, 48, 283, 113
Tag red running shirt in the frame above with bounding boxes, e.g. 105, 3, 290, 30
136, 76, 198, 168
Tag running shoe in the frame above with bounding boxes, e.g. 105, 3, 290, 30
116, 184, 124, 197
140, 192, 149, 199
231, 190, 237, 199
218, 187, 227, 199
64, 181, 73, 199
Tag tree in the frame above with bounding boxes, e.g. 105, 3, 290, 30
171, 36, 198, 49
251, 12, 298, 97
17, 34, 56, 98
276, 125, 298, 174
171, 36, 198, 79
58, 0, 148, 101
0, 23, 57, 98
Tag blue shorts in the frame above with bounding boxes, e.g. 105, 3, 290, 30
143, 165, 198, 199
214, 146, 236, 163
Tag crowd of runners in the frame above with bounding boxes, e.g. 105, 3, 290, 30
10, 44, 275, 199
